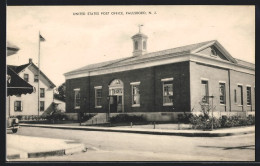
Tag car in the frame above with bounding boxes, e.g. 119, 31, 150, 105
7, 117, 19, 133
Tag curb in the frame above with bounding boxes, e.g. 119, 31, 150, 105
7, 143, 86, 160
20, 124, 255, 137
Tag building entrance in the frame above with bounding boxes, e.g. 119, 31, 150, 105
109, 79, 124, 112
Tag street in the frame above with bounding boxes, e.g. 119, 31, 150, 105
11, 126, 255, 161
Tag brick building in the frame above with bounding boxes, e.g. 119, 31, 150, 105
64, 30, 255, 121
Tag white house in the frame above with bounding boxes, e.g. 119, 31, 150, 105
8, 59, 56, 117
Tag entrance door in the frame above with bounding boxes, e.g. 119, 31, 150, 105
109, 79, 124, 112
117, 96, 123, 112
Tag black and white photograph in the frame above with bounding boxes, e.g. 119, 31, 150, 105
6, 5, 255, 161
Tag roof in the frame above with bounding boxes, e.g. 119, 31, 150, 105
235, 58, 255, 68
7, 41, 20, 56
65, 40, 255, 76
7, 62, 56, 88
7, 67, 34, 96
8, 63, 31, 73
132, 32, 148, 38
7, 42, 19, 51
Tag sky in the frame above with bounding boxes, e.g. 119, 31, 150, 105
6, 5, 255, 87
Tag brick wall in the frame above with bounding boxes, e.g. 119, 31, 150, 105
190, 61, 255, 113
66, 61, 190, 113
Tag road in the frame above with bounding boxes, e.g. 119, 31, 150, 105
13, 126, 255, 161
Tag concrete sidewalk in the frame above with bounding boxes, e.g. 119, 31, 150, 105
20, 123, 255, 137
7, 134, 86, 160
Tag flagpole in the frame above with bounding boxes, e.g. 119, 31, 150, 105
38, 31, 40, 121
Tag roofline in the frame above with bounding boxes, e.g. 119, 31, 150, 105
64, 53, 254, 80
30, 63, 56, 88
9, 63, 56, 88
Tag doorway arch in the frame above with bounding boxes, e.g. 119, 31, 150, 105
108, 79, 124, 112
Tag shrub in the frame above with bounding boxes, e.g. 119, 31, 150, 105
177, 113, 192, 123
42, 110, 67, 121
190, 114, 255, 130
16, 115, 23, 120
110, 114, 146, 124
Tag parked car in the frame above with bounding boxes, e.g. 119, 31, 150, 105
7, 117, 19, 133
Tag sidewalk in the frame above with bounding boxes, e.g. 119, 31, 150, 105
7, 134, 86, 160
20, 123, 255, 137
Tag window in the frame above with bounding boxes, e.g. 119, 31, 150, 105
211, 49, 217, 56
143, 41, 146, 50
201, 80, 209, 103
131, 82, 140, 106
238, 85, 243, 105
247, 86, 251, 105
40, 88, 45, 98
74, 89, 80, 109
234, 89, 237, 103
95, 86, 102, 108
219, 83, 226, 104
162, 78, 173, 106
134, 41, 138, 50
14, 101, 22, 112
24, 74, 29, 82
34, 75, 39, 82
40, 101, 45, 111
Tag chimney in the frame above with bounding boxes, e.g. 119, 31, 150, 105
29, 58, 33, 64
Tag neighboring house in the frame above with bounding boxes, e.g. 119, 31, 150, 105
8, 59, 56, 117
6, 42, 34, 118
64, 30, 255, 122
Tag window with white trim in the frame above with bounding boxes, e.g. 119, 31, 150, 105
238, 85, 243, 105
14, 101, 22, 112
34, 75, 39, 82
95, 86, 102, 108
201, 80, 209, 103
219, 83, 226, 104
24, 74, 29, 82
40, 101, 45, 111
246, 86, 251, 105
131, 82, 140, 106
74, 89, 80, 109
161, 78, 173, 106
40, 88, 45, 98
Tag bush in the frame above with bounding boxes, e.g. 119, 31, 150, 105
190, 114, 254, 130
110, 114, 146, 124
177, 113, 192, 123
42, 110, 67, 121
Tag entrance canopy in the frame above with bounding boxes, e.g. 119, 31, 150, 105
7, 67, 34, 96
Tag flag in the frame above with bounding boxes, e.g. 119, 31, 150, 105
39, 34, 45, 42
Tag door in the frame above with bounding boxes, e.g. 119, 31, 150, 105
117, 95, 123, 112
109, 79, 124, 113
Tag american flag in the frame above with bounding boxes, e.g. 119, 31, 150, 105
39, 34, 45, 42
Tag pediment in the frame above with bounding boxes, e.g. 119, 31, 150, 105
191, 41, 237, 64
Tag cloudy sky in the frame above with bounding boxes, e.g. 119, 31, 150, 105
7, 5, 255, 87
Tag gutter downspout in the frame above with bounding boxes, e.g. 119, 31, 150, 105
228, 69, 232, 112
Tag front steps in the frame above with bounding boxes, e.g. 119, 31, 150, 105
82, 113, 109, 125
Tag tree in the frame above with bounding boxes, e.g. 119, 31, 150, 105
54, 83, 66, 102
